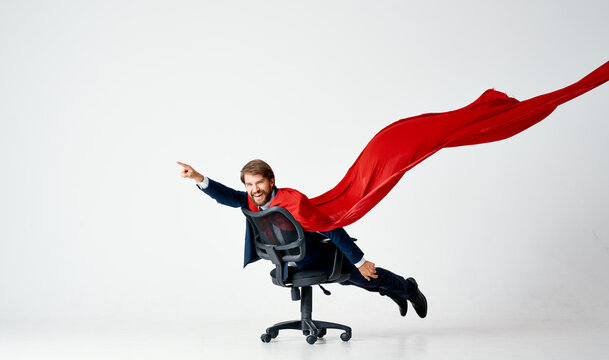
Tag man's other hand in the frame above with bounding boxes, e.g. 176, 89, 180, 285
177, 161, 204, 183
358, 260, 378, 281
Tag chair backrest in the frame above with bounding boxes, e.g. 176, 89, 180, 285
242, 207, 306, 264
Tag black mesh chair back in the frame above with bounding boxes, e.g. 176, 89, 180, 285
243, 207, 305, 264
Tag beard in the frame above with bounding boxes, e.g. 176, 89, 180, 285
249, 189, 272, 207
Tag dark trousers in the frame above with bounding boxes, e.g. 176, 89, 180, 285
298, 246, 417, 300
340, 264, 417, 300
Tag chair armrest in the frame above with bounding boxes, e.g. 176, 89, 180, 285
311, 232, 356, 243
310, 232, 330, 243
310, 232, 353, 282
266, 246, 288, 287
326, 247, 344, 283
320, 237, 356, 243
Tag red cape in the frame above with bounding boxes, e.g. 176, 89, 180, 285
249, 61, 609, 231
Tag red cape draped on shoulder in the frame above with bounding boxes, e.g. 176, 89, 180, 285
250, 61, 609, 232
247, 188, 336, 231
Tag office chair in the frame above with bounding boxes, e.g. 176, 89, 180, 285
242, 206, 353, 344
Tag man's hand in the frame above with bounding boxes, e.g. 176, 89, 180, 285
358, 260, 378, 281
177, 161, 204, 183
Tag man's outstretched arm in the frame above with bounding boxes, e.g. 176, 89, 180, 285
177, 161, 204, 183
177, 161, 248, 208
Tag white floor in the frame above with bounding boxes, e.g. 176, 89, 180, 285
2, 318, 609, 360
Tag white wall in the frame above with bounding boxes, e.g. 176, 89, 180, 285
1, 0, 608, 325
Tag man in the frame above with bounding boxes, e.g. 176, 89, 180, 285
177, 159, 427, 318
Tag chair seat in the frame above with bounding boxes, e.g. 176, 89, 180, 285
270, 267, 329, 287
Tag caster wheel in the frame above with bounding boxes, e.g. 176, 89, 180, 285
303, 330, 310, 336
340, 332, 351, 342
306, 335, 317, 344
269, 330, 279, 339
261, 333, 271, 343
316, 329, 327, 338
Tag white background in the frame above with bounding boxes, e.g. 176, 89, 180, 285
1, 0, 608, 336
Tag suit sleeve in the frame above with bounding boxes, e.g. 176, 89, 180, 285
320, 228, 364, 265
197, 177, 249, 208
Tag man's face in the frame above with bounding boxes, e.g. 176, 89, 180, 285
243, 173, 275, 207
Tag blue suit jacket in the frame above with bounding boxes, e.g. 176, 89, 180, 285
198, 178, 364, 269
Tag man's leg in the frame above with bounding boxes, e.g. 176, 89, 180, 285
341, 264, 428, 318
342, 265, 415, 298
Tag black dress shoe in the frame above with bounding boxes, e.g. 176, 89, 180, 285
387, 294, 408, 317
406, 277, 427, 318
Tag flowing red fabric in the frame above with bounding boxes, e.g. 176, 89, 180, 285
249, 61, 609, 231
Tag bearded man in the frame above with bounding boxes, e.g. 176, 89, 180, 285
177, 159, 427, 318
